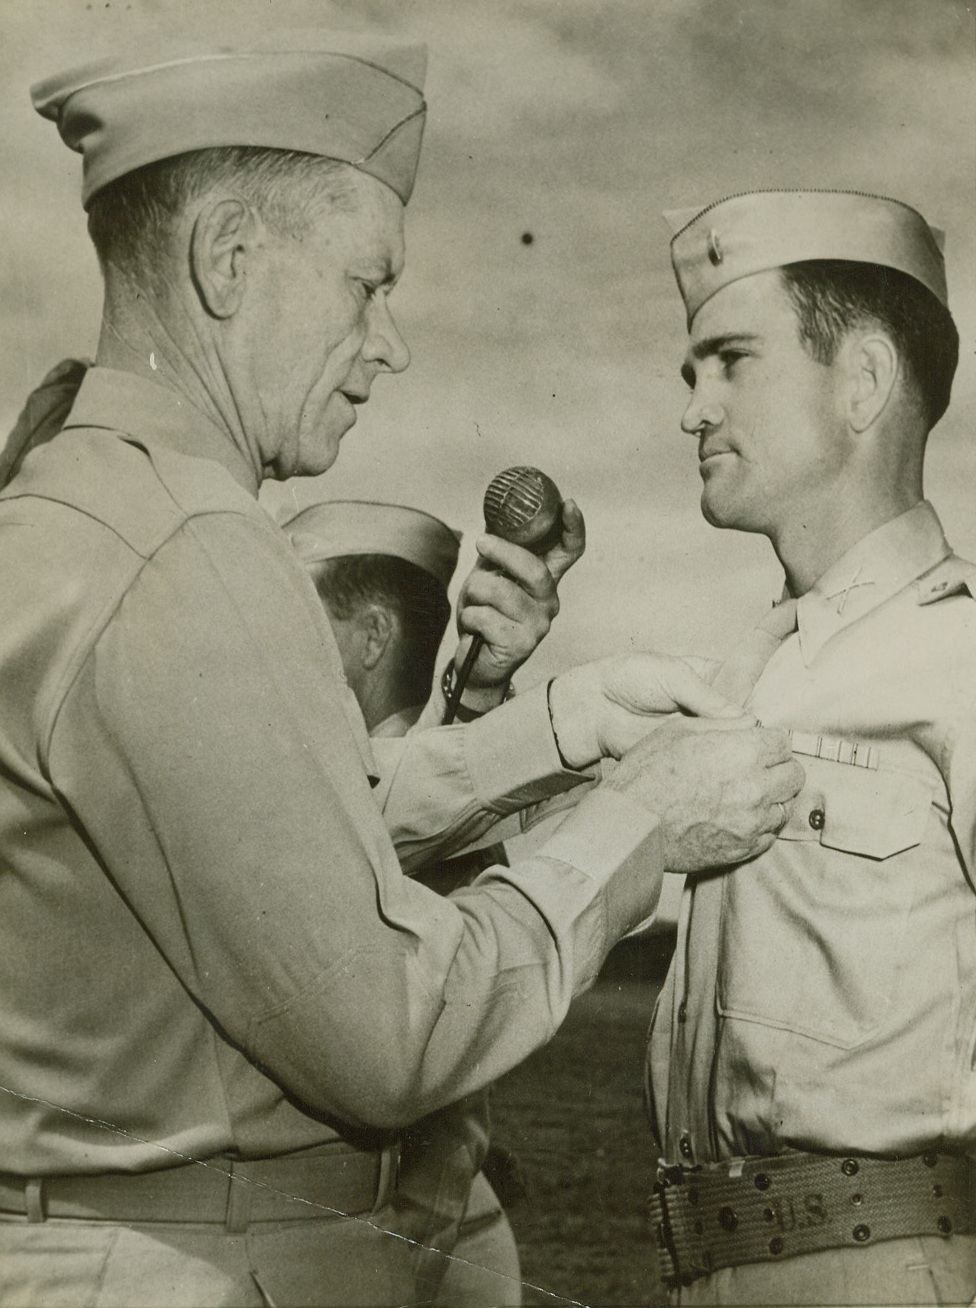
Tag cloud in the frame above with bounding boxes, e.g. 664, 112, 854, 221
2, 0, 973, 668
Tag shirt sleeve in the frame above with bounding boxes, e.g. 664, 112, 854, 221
46, 511, 663, 1130
373, 683, 592, 871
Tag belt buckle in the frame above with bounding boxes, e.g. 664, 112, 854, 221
651, 1163, 690, 1289
656, 1162, 686, 1189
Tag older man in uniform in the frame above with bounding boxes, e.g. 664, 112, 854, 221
647, 191, 976, 1305
0, 40, 804, 1308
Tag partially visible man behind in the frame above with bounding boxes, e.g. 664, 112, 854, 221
281, 497, 550, 1305
0, 38, 803, 1308
281, 494, 584, 737
285, 499, 463, 734
647, 191, 976, 1305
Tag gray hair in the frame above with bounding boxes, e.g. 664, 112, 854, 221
87, 147, 361, 294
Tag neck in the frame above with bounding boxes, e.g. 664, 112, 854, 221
357, 678, 415, 734
95, 279, 264, 488
770, 479, 922, 597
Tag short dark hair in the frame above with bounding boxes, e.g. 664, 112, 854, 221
779, 260, 959, 431
315, 554, 451, 707
87, 147, 359, 293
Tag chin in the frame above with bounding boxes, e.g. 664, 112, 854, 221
296, 447, 342, 479
268, 437, 342, 482
701, 489, 733, 529
700, 489, 758, 534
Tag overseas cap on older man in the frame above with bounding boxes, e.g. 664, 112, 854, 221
31, 36, 428, 205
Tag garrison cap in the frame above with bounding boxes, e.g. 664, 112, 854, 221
666, 190, 948, 325
31, 35, 427, 208
279, 500, 461, 593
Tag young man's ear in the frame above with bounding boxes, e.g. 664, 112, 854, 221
189, 196, 256, 320
843, 331, 899, 434
360, 604, 396, 671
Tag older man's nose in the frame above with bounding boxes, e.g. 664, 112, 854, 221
364, 296, 410, 375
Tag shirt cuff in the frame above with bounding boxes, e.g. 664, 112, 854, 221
536, 785, 664, 941
462, 681, 592, 812
493, 784, 663, 990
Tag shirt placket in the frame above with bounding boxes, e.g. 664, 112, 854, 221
664, 602, 800, 1167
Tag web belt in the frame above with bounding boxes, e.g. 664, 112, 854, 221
650, 1150, 976, 1288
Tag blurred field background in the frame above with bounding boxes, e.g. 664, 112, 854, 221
490, 934, 676, 1308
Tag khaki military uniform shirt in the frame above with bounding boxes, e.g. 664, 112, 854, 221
0, 367, 662, 1176
648, 502, 976, 1166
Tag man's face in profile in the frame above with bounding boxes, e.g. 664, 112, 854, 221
679, 270, 845, 538
242, 171, 411, 480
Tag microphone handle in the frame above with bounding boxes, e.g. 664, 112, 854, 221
443, 634, 485, 725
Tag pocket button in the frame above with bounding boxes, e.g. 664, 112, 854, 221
808, 807, 826, 831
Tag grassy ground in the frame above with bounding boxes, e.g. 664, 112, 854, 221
489, 935, 674, 1308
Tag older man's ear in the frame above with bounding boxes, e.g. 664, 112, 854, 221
189, 197, 257, 320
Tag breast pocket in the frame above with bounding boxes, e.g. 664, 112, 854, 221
717, 757, 934, 1049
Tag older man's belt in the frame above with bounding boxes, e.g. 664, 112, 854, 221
0, 1141, 400, 1230
650, 1150, 976, 1288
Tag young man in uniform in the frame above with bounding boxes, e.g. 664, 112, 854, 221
648, 190, 975, 1305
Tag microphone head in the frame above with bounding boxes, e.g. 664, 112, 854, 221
483, 466, 564, 554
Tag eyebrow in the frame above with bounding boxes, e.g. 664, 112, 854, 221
680, 332, 762, 386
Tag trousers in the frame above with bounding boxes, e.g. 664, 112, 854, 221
672, 1232, 976, 1306
433, 1172, 521, 1307
0, 1208, 418, 1307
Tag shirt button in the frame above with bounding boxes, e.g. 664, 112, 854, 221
678, 1000, 688, 1023
808, 807, 826, 831
679, 1133, 694, 1161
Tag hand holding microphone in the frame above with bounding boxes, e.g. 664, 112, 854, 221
444, 467, 585, 724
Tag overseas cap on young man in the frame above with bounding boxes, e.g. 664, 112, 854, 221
666, 190, 948, 325
31, 35, 427, 207
279, 500, 462, 593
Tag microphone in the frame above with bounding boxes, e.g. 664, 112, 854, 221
443, 466, 564, 725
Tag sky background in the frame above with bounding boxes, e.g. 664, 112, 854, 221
2, 0, 974, 681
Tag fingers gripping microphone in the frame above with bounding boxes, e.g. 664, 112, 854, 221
443, 466, 564, 724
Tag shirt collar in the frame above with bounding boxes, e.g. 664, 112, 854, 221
793, 501, 951, 665
60, 366, 259, 497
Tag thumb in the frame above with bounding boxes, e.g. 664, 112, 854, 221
543, 499, 586, 583
663, 661, 754, 720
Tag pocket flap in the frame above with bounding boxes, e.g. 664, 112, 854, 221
781, 755, 933, 860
